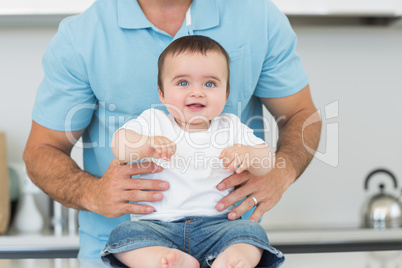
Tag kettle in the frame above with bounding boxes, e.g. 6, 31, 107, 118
362, 168, 402, 229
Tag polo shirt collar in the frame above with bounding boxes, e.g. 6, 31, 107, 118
117, 0, 219, 31
189, 0, 219, 31
117, 0, 152, 29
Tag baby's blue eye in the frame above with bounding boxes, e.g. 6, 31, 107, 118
178, 81, 188, 87
205, 82, 215, 88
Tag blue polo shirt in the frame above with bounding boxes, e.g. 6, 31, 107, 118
33, 0, 308, 258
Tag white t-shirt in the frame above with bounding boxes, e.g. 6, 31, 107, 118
119, 109, 265, 221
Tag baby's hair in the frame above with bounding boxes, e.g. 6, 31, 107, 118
158, 35, 230, 95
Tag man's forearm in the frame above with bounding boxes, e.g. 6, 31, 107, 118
276, 108, 322, 182
24, 144, 96, 210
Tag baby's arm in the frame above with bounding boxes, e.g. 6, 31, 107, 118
111, 129, 176, 164
219, 144, 275, 177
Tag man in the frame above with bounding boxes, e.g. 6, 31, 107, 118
24, 0, 321, 258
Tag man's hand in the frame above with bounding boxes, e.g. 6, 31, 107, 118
88, 159, 169, 218
215, 165, 294, 222
216, 85, 320, 222
24, 122, 171, 217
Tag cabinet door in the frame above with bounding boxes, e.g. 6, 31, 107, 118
271, 0, 402, 16
0, 0, 95, 15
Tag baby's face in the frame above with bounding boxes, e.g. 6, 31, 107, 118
159, 51, 228, 131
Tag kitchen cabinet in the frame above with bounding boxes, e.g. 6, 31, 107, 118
0, 0, 94, 15
1, 0, 401, 28
1, 0, 401, 17
271, 0, 402, 17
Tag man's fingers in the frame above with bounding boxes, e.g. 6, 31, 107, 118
119, 203, 155, 215
122, 161, 163, 177
227, 196, 261, 220
119, 178, 169, 192
231, 198, 274, 222
217, 172, 248, 191
249, 206, 266, 223
216, 182, 251, 212
121, 189, 164, 203
97, 158, 170, 218
109, 160, 163, 178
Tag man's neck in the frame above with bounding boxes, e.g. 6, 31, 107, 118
137, 0, 192, 10
137, 0, 193, 37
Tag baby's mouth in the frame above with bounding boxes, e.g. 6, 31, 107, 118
186, 103, 205, 108
186, 103, 206, 111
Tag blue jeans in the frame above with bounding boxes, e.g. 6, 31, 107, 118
101, 215, 284, 268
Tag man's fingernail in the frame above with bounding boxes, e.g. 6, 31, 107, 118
145, 207, 154, 213
217, 183, 225, 190
153, 193, 162, 199
159, 182, 167, 189
229, 212, 237, 219
217, 203, 224, 211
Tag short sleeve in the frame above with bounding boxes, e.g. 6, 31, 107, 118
222, 114, 266, 146
254, 1, 309, 98
32, 18, 96, 131
119, 109, 154, 136
238, 123, 266, 146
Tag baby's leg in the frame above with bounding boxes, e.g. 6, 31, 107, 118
211, 243, 263, 268
115, 246, 200, 268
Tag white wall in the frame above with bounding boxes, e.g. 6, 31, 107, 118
271, 0, 402, 15
1, 18, 402, 230
0, 27, 52, 163
262, 22, 402, 229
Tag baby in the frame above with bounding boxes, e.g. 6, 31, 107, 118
101, 35, 284, 268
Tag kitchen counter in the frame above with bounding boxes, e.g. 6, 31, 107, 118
0, 234, 79, 258
0, 251, 401, 267
269, 227, 402, 253
1, 228, 402, 258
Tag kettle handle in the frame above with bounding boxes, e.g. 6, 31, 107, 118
364, 168, 398, 190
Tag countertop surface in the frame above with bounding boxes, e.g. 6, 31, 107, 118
0, 251, 402, 268
1, 230, 402, 266
2, 228, 402, 251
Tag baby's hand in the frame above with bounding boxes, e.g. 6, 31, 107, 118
220, 144, 275, 177
219, 144, 255, 174
142, 136, 177, 161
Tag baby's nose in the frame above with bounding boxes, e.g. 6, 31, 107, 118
190, 86, 205, 97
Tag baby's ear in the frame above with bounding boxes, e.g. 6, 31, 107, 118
158, 87, 165, 103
